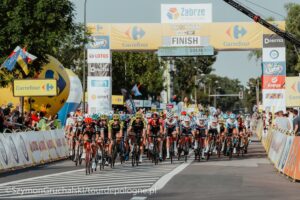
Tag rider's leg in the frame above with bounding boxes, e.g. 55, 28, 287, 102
139, 135, 143, 162
158, 138, 163, 159
166, 135, 170, 159
193, 130, 198, 149
172, 132, 177, 154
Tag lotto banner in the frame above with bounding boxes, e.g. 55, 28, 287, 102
87, 21, 285, 50
285, 77, 300, 107
283, 137, 300, 179
268, 130, 287, 166
262, 76, 285, 90
277, 136, 294, 172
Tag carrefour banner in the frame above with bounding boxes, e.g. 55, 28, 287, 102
88, 21, 285, 50
87, 76, 112, 114
286, 77, 300, 107
110, 24, 162, 50
161, 4, 212, 24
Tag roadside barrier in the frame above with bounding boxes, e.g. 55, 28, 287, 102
256, 120, 300, 181
0, 129, 68, 172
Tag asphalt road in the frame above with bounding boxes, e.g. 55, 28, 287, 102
1, 138, 300, 200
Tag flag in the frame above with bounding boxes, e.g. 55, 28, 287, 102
121, 88, 136, 114
1, 46, 21, 71
131, 84, 142, 96
17, 48, 37, 75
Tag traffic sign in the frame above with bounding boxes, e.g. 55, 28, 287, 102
157, 46, 214, 57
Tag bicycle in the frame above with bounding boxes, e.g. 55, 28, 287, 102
130, 132, 142, 167
194, 129, 205, 162
206, 132, 218, 161
74, 139, 83, 166
178, 133, 190, 163
148, 134, 161, 165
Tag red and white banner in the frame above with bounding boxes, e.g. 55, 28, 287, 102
262, 76, 285, 89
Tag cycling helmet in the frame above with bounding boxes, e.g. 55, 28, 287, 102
113, 114, 120, 120
84, 117, 92, 124
223, 114, 229, 119
91, 114, 99, 120
166, 111, 174, 119
135, 113, 142, 119
152, 112, 159, 118
230, 113, 236, 119
212, 118, 218, 123
146, 112, 152, 118
120, 114, 126, 121
70, 112, 75, 117
197, 113, 206, 120
174, 113, 179, 118
77, 116, 84, 122
100, 114, 107, 120
184, 116, 190, 122
181, 111, 187, 116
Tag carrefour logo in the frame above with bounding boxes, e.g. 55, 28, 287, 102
167, 8, 180, 20
291, 81, 300, 93
226, 25, 247, 39
125, 26, 145, 40
41, 83, 54, 91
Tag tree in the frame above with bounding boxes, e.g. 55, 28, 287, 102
112, 52, 164, 99
0, 0, 78, 86
172, 52, 217, 99
285, 3, 300, 75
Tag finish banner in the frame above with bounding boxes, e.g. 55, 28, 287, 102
87, 21, 285, 50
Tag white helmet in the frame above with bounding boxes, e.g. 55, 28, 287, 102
184, 116, 190, 122
77, 116, 84, 122
166, 111, 174, 119
70, 112, 75, 117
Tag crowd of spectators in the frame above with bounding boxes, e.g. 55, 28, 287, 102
0, 103, 61, 133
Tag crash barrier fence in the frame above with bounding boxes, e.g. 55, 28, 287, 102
256, 120, 300, 181
0, 129, 68, 172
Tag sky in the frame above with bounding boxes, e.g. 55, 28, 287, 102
71, 0, 300, 85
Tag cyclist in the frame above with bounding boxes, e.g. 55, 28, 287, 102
164, 111, 179, 159
193, 114, 207, 159
226, 113, 238, 154
108, 114, 124, 158
179, 116, 193, 156
147, 112, 163, 161
206, 117, 220, 154
128, 113, 146, 163
73, 116, 85, 162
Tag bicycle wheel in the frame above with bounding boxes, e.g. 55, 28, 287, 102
132, 144, 136, 167
184, 142, 189, 163
206, 143, 211, 161
85, 152, 90, 175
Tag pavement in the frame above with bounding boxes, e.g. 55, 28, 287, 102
0, 137, 300, 200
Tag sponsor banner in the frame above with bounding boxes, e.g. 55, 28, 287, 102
37, 132, 50, 162
283, 137, 300, 179
0, 134, 11, 169
6, 134, 22, 167
159, 103, 167, 110
285, 77, 300, 107
112, 95, 124, 105
87, 49, 111, 64
268, 130, 287, 166
13, 79, 57, 97
162, 36, 210, 47
262, 62, 286, 76
27, 132, 43, 164
143, 100, 152, 108
88, 63, 112, 76
87, 35, 110, 49
262, 76, 285, 89
263, 34, 285, 48
44, 131, 58, 160
88, 76, 112, 114
87, 23, 110, 36
88, 21, 285, 50
262, 47, 286, 62
262, 89, 286, 112
158, 46, 214, 56
133, 100, 143, 107
18, 132, 33, 166
161, 4, 212, 23
278, 136, 294, 172
111, 23, 161, 50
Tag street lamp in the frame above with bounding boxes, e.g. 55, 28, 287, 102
82, 0, 87, 113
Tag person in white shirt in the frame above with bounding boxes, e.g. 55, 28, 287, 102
274, 110, 291, 131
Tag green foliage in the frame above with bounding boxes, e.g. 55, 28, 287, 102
112, 52, 164, 98
0, 0, 79, 86
285, 3, 300, 75
172, 53, 217, 98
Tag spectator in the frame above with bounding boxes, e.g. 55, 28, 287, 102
293, 109, 300, 136
274, 110, 291, 131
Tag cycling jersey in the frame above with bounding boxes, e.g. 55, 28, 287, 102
148, 119, 161, 135
226, 119, 238, 135
130, 117, 146, 136
108, 120, 124, 139
180, 123, 192, 135
194, 122, 207, 137
99, 121, 109, 138
164, 118, 178, 136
